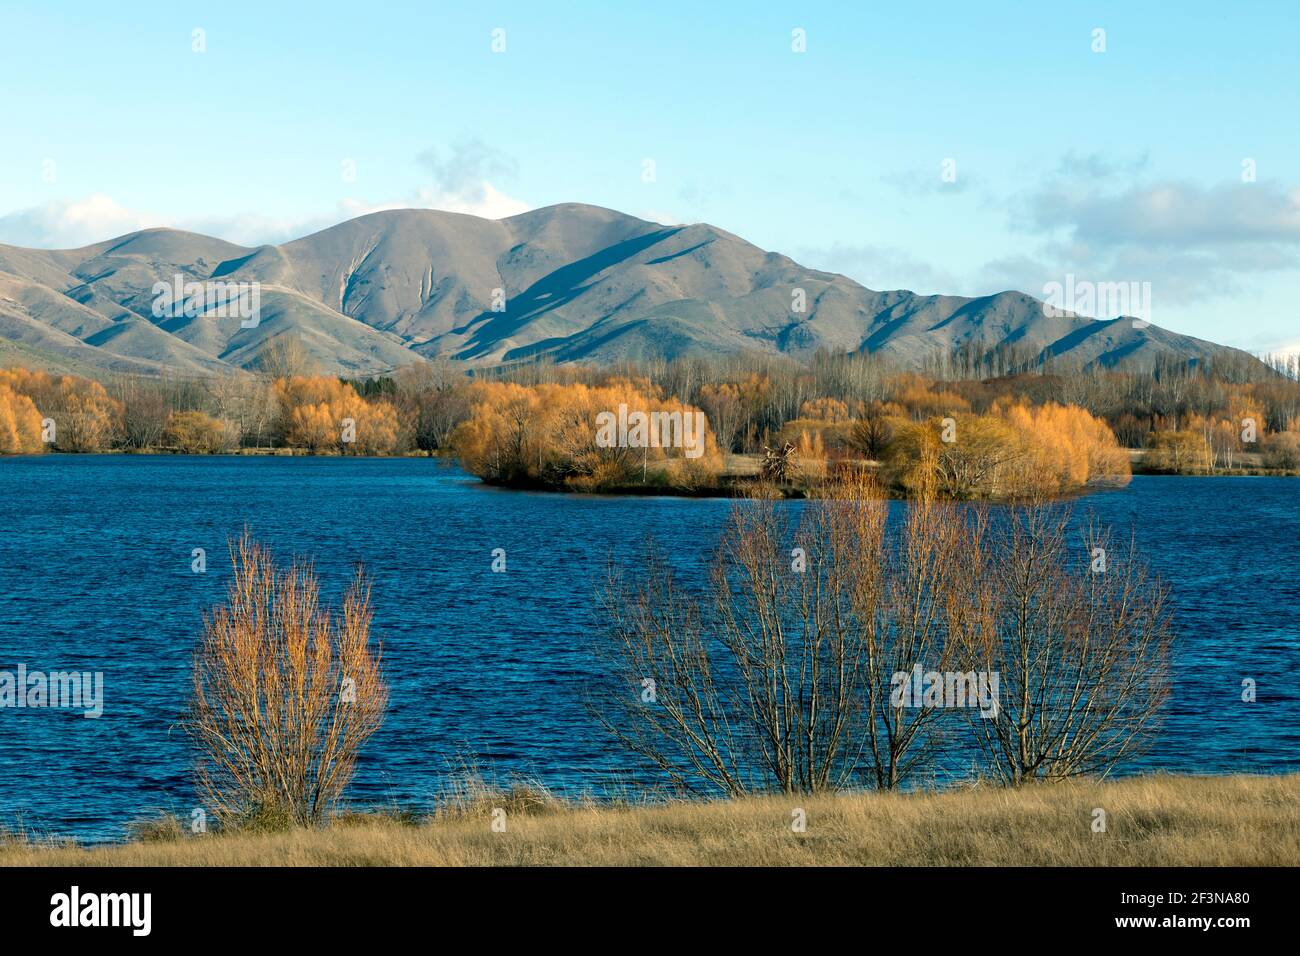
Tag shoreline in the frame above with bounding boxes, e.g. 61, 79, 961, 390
4, 772, 1295, 867
4, 450, 1297, 499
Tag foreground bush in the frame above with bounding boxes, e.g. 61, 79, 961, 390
594, 475, 1172, 794
188, 534, 388, 828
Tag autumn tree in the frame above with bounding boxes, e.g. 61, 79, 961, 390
255, 335, 318, 380
0, 368, 121, 451
452, 379, 721, 491
165, 410, 235, 454
1263, 431, 1300, 470
592, 474, 988, 794
206, 373, 279, 449
276, 376, 399, 455
1144, 430, 1209, 474
848, 400, 896, 459
393, 360, 471, 451
592, 490, 879, 794
0, 383, 44, 454
187, 534, 387, 828
886, 414, 1024, 498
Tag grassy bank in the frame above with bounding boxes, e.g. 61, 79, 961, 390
4, 774, 1296, 867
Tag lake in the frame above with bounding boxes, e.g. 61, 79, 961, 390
0, 455, 1297, 840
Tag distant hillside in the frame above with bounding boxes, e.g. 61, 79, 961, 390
0, 203, 1255, 377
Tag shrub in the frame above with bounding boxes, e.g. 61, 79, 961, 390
164, 410, 234, 454
1263, 431, 1300, 470
593, 477, 1175, 793
1144, 430, 1210, 474
592, 474, 981, 794
188, 534, 388, 829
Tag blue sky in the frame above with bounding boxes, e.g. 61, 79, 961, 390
1, 1, 1296, 354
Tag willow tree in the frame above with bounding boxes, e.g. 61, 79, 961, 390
960, 505, 1173, 784
591, 474, 978, 794
188, 534, 388, 828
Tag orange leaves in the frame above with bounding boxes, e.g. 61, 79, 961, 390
1144, 430, 1212, 474
189, 533, 387, 826
884, 402, 1128, 499
798, 397, 851, 423
0, 367, 121, 452
1003, 402, 1130, 493
275, 376, 399, 455
164, 410, 233, 454
889, 373, 972, 421
452, 378, 721, 490
0, 382, 44, 455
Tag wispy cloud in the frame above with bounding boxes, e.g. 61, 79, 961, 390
1021, 179, 1300, 246
882, 165, 977, 197
411, 140, 529, 219
0, 194, 164, 249
974, 156, 1300, 312
794, 241, 961, 294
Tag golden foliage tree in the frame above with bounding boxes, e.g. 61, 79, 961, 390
884, 403, 1129, 498
188, 534, 388, 828
276, 376, 399, 455
164, 410, 235, 454
0, 368, 121, 451
1144, 430, 1210, 474
452, 379, 722, 491
0, 382, 45, 455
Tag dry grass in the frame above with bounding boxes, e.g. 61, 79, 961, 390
3, 774, 1296, 867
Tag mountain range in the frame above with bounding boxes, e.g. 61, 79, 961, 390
0, 203, 1250, 378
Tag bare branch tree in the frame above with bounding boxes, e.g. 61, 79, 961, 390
961, 504, 1174, 783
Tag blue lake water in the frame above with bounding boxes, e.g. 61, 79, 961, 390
0, 456, 1297, 841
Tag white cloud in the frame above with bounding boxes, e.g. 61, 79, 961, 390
179, 212, 336, 247
974, 159, 1300, 324
409, 140, 530, 219
0, 194, 164, 248
0, 186, 530, 251
336, 182, 529, 223
414, 182, 529, 219
638, 208, 687, 226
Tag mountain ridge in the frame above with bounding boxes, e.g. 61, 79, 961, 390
0, 203, 1253, 378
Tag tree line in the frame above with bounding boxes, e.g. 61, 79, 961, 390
3, 341, 1298, 477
